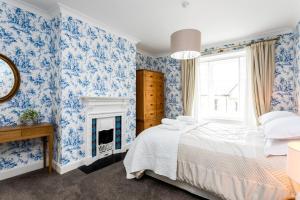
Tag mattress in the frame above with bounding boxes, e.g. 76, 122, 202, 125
176, 123, 295, 200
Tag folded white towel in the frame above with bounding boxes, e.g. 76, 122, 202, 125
161, 118, 185, 130
161, 118, 178, 125
176, 115, 197, 124
159, 124, 182, 130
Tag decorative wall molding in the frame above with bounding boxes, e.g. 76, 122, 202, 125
0, 0, 52, 18
202, 27, 294, 50
0, 0, 140, 44
57, 3, 140, 44
136, 48, 158, 58
145, 27, 295, 58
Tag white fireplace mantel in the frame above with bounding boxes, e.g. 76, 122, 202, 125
81, 96, 129, 105
81, 96, 129, 165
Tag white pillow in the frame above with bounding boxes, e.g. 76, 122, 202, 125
258, 111, 296, 125
264, 139, 289, 156
264, 116, 300, 139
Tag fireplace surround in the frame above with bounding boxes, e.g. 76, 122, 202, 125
81, 97, 129, 165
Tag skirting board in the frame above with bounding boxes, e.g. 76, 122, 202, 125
145, 170, 221, 200
52, 159, 85, 174
0, 161, 44, 181
0, 144, 132, 180
53, 143, 131, 175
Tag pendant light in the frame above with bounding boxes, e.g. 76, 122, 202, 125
170, 29, 201, 60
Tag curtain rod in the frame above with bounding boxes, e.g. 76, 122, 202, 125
246, 37, 280, 46
201, 36, 281, 55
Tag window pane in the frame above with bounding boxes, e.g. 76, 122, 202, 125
210, 58, 239, 96
198, 52, 246, 121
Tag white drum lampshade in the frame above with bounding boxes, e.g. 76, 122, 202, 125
170, 29, 201, 60
287, 141, 300, 184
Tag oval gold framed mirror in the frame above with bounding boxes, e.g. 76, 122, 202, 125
0, 54, 20, 103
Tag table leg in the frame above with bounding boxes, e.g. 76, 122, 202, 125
42, 137, 46, 168
48, 134, 53, 173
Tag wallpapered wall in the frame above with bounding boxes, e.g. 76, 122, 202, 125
296, 23, 300, 109
0, 2, 53, 170
137, 32, 299, 119
271, 33, 298, 111
57, 14, 136, 165
0, 1, 299, 174
136, 53, 183, 118
0, 2, 136, 171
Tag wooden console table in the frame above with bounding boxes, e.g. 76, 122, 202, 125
0, 123, 54, 173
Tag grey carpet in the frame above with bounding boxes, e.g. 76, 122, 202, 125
0, 161, 204, 200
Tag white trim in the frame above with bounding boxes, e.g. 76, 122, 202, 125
154, 52, 172, 58
203, 27, 294, 50
137, 48, 157, 58
0, 0, 51, 18
81, 96, 130, 103
152, 27, 294, 58
52, 160, 86, 175
48, 4, 61, 18
123, 143, 131, 151
57, 3, 139, 44
1, 1, 140, 44
0, 161, 43, 181
52, 143, 130, 174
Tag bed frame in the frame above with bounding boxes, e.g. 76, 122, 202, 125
145, 170, 222, 200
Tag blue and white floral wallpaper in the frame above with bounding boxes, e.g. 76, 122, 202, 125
0, 2, 136, 172
0, 2, 54, 171
57, 14, 136, 165
0, 0, 300, 176
271, 33, 298, 112
136, 52, 183, 118
296, 22, 300, 110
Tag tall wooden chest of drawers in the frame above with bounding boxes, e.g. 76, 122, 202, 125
136, 69, 164, 135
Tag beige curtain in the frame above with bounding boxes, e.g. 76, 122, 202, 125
181, 59, 196, 115
250, 40, 276, 119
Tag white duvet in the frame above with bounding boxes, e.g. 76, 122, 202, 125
123, 124, 199, 180
123, 122, 295, 200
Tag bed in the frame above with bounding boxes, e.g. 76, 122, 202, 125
123, 122, 296, 200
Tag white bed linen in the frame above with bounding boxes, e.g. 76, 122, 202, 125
177, 123, 294, 200
124, 124, 198, 180
123, 122, 295, 200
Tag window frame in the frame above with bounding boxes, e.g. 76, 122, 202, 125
197, 50, 247, 122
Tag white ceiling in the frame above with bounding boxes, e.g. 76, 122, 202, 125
15, 0, 300, 57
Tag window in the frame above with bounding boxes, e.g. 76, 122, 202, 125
197, 51, 246, 121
